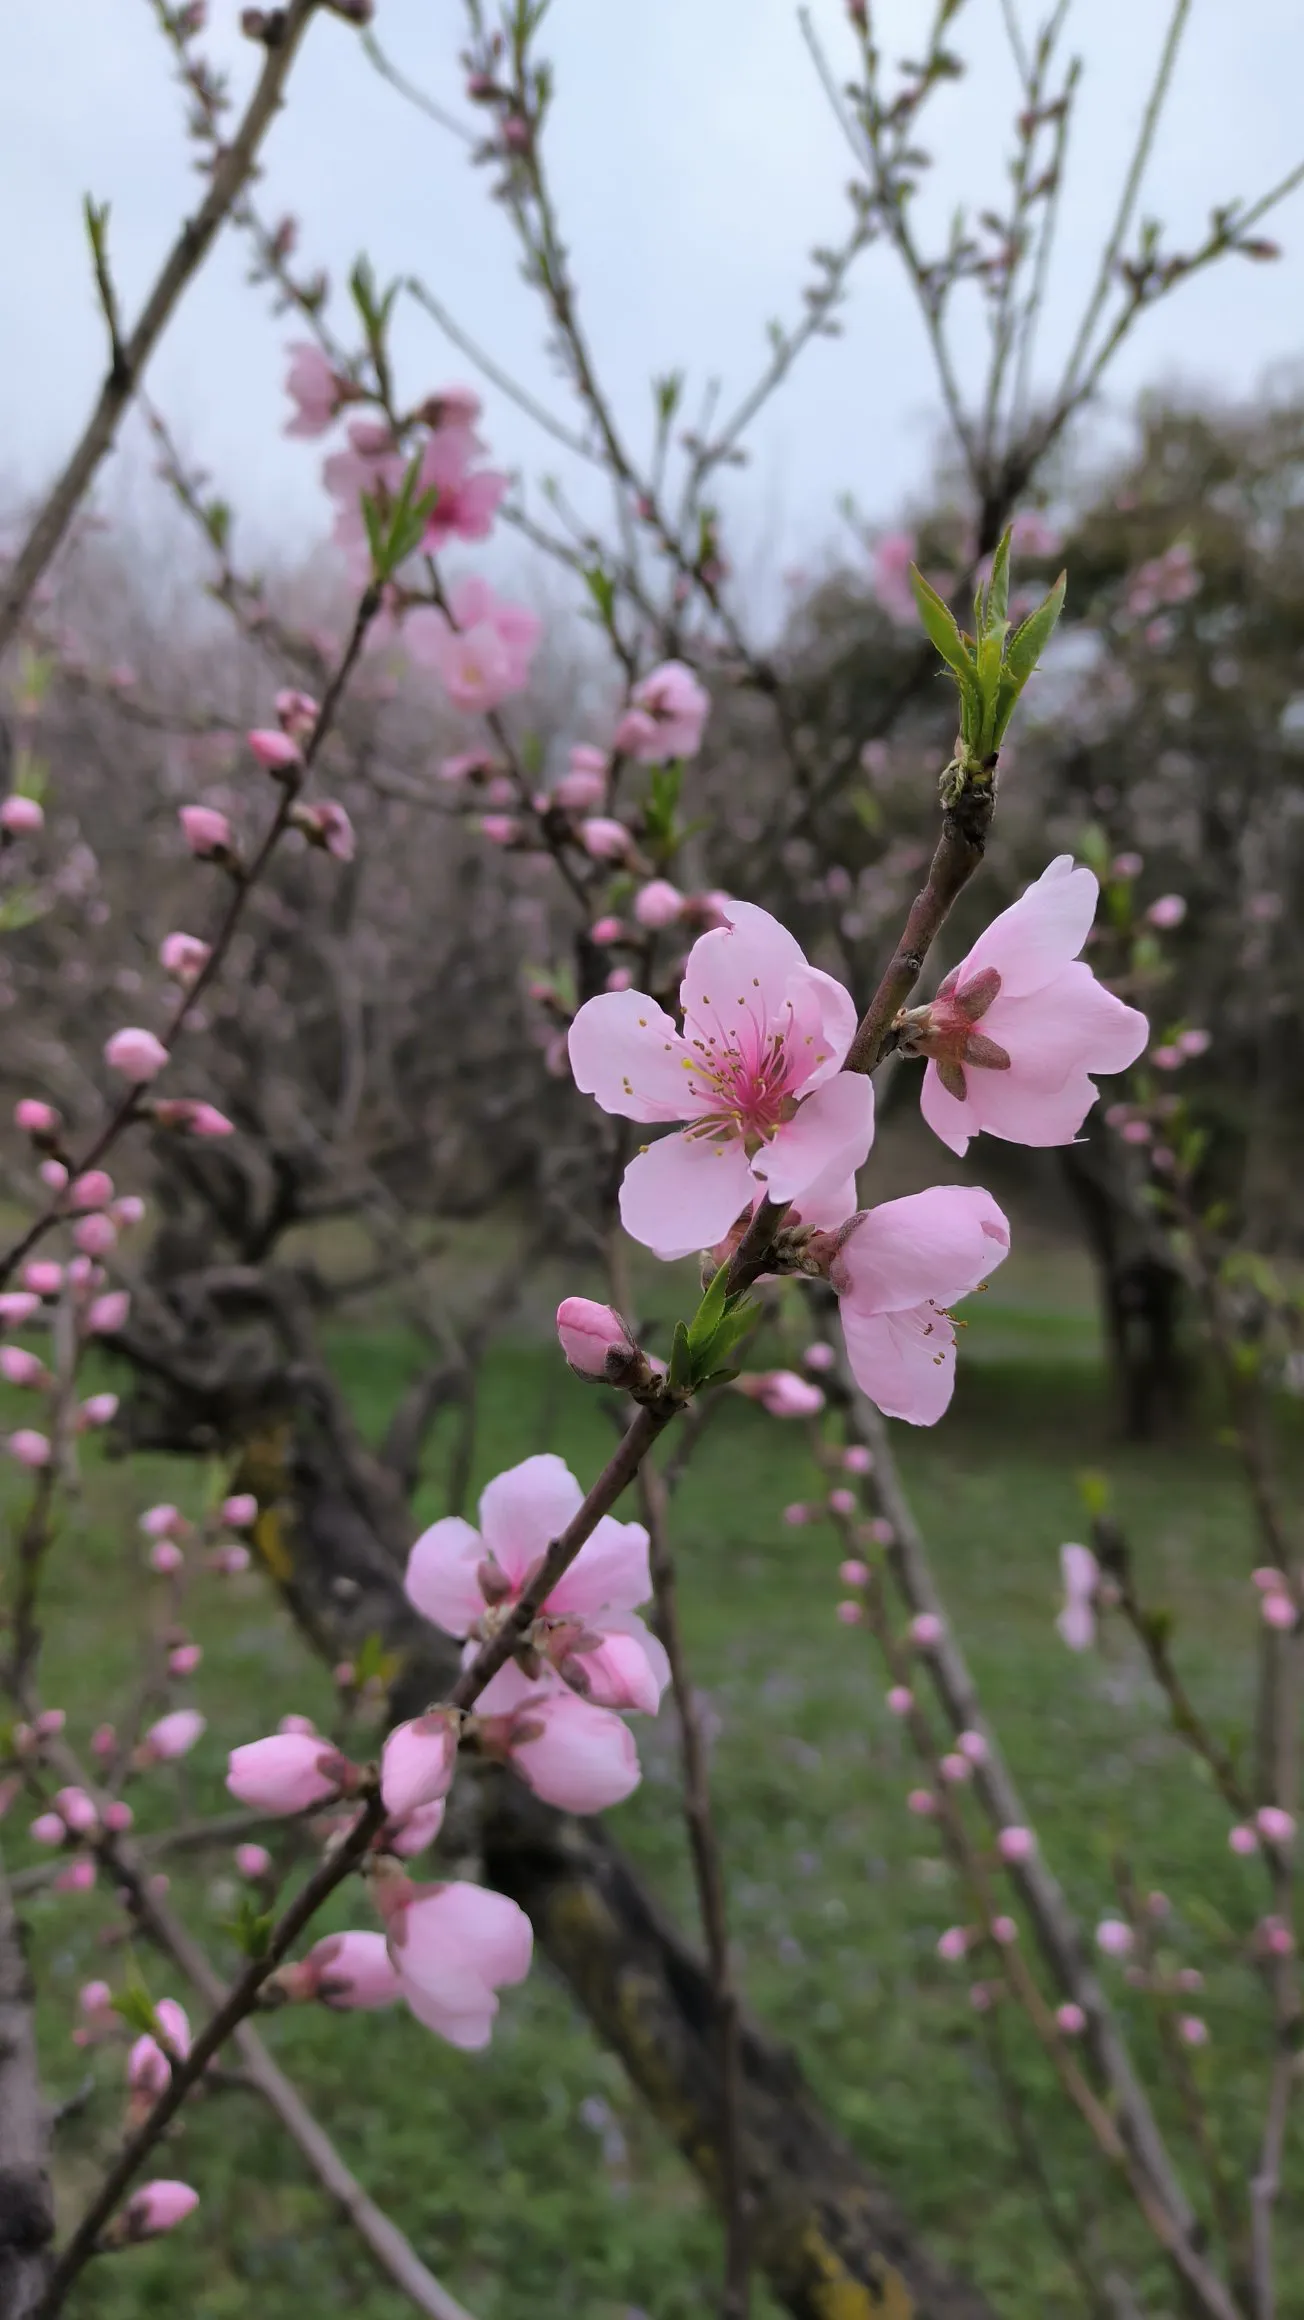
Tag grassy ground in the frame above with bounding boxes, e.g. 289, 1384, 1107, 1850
4, 1269, 1301, 2320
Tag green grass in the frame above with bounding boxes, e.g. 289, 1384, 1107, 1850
4, 1281, 1301, 2320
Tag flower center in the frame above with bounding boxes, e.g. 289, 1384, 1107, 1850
680, 1000, 810, 1148
895, 968, 1010, 1101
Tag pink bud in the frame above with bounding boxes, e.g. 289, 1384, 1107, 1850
556, 768, 606, 809
79, 1393, 120, 1428
74, 1214, 117, 1256
153, 1099, 236, 1139
0, 1347, 46, 1387
579, 817, 629, 861
1253, 1567, 1288, 1593
222, 1494, 258, 1528
782, 1504, 809, 1527
907, 1788, 937, 1817
838, 1559, 870, 1586
80, 1980, 113, 2016
141, 1709, 205, 1763
556, 1297, 637, 1381
150, 1540, 184, 1576
91, 1724, 115, 1760
1178, 2015, 1209, 2047
939, 1752, 971, 1784
1262, 1593, 1296, 1632
0, 795, 44, 837
125, 2181, 199, 2239
6, 1430, 50, 1469
86, 1292, 129, 1333
66, 1257, 98, 1291
103, 1801, 133, 1833
968, 1982, 994, 2014
1111, 852, 1143, 880
841, 1444, 872, 1473
1096, 1918, 1134, 1957
34, 1709, 65, 1737
248, 727, 302, 774
0, 1294, 40, 1326
1146, 894, 1186, 930
70, 1171, 114, 1210
15, 1099, 59, 1138
278, 1714, 317, 1737
479, 814, 520, 846
991, 1915, 1018, 1945
835, 1600, 864, 1626
1257, 1806, 1295, 1846
937, 1926, 968, 1962
276, 688, 319, 738
633, 879, 684, 930
828, 1488, 857, 1518
803, 1344, 836, 1372
210, 1543, 251, 1574
159, 932, 211, 983
29, 1813, 65, 1846
112, 1195, 146, 1229
53, 1787, 98, 1834
605, 967, 633, 992
886, 1686, 913, 1716
140, 1504, 184, 1539
104, 1028, 168, 1083
295, 800, 354, 860
997, 1826, 1035, 1864
179, 804, 233, 857
910, 1613, 943, 1649
1229, 1824, 1259, 1855
54, 1858, 96, 1894
169, 1643, 202, 1676
1176, 1966, 1204, 1992
298, 1930, 400, 2011
23, 1262, 63, 1298
380, 1712, 459, 1819
589, 915, 624, 944
1056, 2002, 1087, 2036
39, 1160, 68, 1191
226, 1732, 349, 1814
235, 1843, 273, 1879
957, 1730, 988, 1765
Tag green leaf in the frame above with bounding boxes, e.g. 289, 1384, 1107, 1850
983, 527, 1012, 633
909, 566, 977, 679
112, 1984, 160, 2039
1001, 570, 1067, 692
667, 1320, 694, 1396
686, 1262, 732, 1355
223, 1897, 275, 1960
583, 565, 615, 626
0, 889, 48, 935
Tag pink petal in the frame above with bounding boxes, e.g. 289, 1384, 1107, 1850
407, 1882, 533, 1991
838, 1301, 959, 1425
961, 856, 1098, 996
478, 1454, 583, 1587
787, 1169, 858, 1231
953, 1067, 1104, 1149
545, 1514, 652, 1618
402, 1976, 499, 2048
1056, 1603, 1095, 1651
983, 966, 1149, 1087
380, 1714, 458, 1819
756, 1072, 875, 1205
835, 1185, 1010, 1314
567, 990, 698, 1123
510, 1692, 641, 1812
618, 1130, 755, 1261
403, 1516, 484, 1636
679, 900, 808, 1035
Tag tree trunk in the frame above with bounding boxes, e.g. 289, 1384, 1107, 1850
1059, 1142, 1187, 1439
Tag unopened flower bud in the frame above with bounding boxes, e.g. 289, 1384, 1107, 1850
104, 1028, 168, 1084
0, 795, 44, 838
555, 1297, 640, 1382
179, 805, 235, 861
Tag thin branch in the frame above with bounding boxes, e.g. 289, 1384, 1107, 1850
843, 770, 996, 1073
360, 30, 476, 143
405, 277, 596, 461
0, 0, 322, 659
0, 1857, 55, 2320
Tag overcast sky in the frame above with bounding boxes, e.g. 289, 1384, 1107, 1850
2, 0, 1303, 600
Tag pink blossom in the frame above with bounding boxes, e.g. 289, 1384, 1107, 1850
53, 1787, 97, 1835
409, 579, 539, 710
839, 1559, 870, 1586
480, 814, 519, 846
910, 1613, 944, 1648
1257, 1806, 1295, 1846
578, 816, 630, 862
284, 342, 342, 438
87, 1292, 130, 1333
29, 1813, 64, 1846
1177, 1028, 1210, 1058
1253, 1567, 1288, 1593
103, 1801, 132, 1832
142, 1709, 205, 1762
804, 1343, 836, 1373
79, 1979, 113, 2018
227, 1732, 350, 1814
1056, 2002, 1087, 2036
91, 1724, 116, 1760
380, 1711, 459, 1820
211, 1544, 250, 1575
555, 751, 607, 809
870, 530, 920, 627
828, 1487, 857, 1517
141, 1504, 184, 1539
998, 1826, 1035, 1863
34, 1709, 65, 1738
615, 662, 710, 762
113, 1196, 146, 1229
73, 1214, 116, 1257
406, 1453, 666, 1716
70, 1170, 113, 1210
386, 1800, 447, 1858
478, 1662, 643, 1811
23, 1263, 62, 1298
297, 1930, 401, 2009
1262, 1592, 1296, 1632
125, 2180, 200, 2239
570, 901, 875, 1261
1057, 1541, 1098, 1650
556, 1297, 637, 1380
0, 1348, 45, 1388
1229, 1824, 1259, 1857
634, 879, 685, 930
222, 1494, 257, 1529
886, 1686, 913, 1716
939, 1751, 970, 1784
906, 858, 1148, 1156
104, 1028, 168, 1083
39, 1161, 68, 1191
168, 1643, 202, 1676
991, 1915, 1018, 1944
605, 967, 634, 994
439, 750, 495, 785
841, 1443, 872, 1472
782, 1504, 810, 1527
233, 1842, 272, 1880
907, 1788, 937, 1817
275, 688, 319, 741
736, 1370, 826, 1420
248, 727, 301, 775
278, 1714, 318, 1737
6, 1430, 50, 1469
1260, 1917, 1295, 1959
409, 423, 507, 552
179, 804, 233, 858
293, 800, 355, 861
937, 1926, 969, 1962
160, 932, 211, 979
835, 1600, 864, 1626
0, 1294, 40, 1327
381, 1879, 532, 2048
829, 1184, 1010, 1424
153, 1100, 235, 1138
0, 795, 43, 837
957, 1730, 988, 1765
1146, 894, 1186, 930
15, 1100, 58, 1136
1096, 1917, 1134, 1957
1178, 2016, 1209, 2047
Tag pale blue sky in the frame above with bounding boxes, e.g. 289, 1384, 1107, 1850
2, 0, 1303, 595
